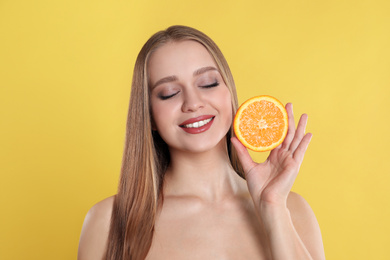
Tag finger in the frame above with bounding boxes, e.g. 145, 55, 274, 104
281, 103, 296, 150
289, 113, 308, 152
231, 137, 257, 175
293, 132, 312, 163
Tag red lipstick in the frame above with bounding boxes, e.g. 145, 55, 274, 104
179, 115, 214, 126
179, 115, 215, 134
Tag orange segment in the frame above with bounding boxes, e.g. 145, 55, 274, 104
234, 95, 288, 152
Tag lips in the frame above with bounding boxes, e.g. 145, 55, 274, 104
179, 115, 215, 134
179, 115, 214, 126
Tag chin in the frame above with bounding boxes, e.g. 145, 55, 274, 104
177, 135, 228, 154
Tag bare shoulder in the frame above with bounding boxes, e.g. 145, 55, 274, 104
78, 196, 115, 260
287, 192, 326, 260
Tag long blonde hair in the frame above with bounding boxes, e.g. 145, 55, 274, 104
104, 25, 244, 260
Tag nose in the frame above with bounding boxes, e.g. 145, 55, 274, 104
181, 90, 205, 113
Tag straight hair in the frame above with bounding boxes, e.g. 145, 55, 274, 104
104, 25, 244, 260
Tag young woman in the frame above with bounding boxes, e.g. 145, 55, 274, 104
78, 25, 325, 260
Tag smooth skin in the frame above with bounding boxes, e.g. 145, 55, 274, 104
78, 41, 325, 260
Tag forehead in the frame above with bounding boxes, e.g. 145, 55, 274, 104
147, 40, 217, 84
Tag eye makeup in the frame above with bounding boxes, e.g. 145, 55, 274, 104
155, 84, 180, 100
200, 81, 219, 88
159, 92, 179, 100
155, 70, 222, 100
196, 69, 221, 88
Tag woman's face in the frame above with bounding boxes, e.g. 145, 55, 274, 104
148, 40, 233, 153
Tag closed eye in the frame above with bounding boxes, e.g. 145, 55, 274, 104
201, 81, 219, 88
159, 92, 179, 100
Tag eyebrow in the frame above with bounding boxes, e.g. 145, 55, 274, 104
152, 66, 218, 89
152, 75, 178, 90
193, 66, 218, 76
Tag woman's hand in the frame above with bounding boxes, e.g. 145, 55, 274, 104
231, 103, 312, 211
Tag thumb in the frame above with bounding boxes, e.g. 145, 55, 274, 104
231, 137, 257, 175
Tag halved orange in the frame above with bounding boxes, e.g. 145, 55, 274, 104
234, 95, 288, 152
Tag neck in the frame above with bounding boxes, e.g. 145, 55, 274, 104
163, 139, 246, 202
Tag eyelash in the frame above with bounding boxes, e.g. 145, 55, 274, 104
160, 93, 177, 100
159, 81, 219, 100
201, 81, 219, 88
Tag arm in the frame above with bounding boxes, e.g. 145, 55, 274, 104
78, 196, 114, 260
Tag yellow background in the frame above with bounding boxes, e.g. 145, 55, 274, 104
1, 0, 389, 259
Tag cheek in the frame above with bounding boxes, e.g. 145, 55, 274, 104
150, 98, 178, 130
151, 106, 165, 130
217, 88, 233, 124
